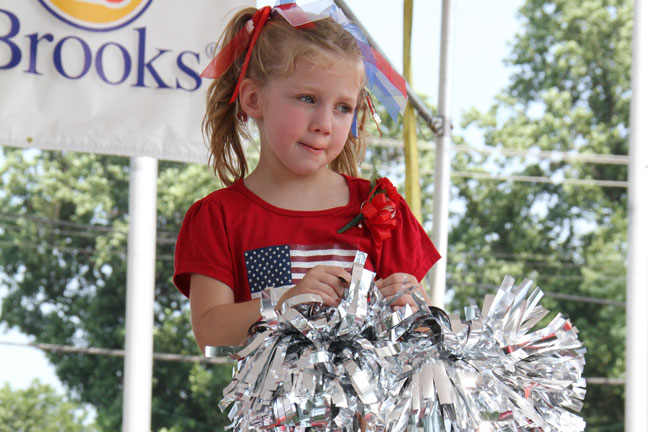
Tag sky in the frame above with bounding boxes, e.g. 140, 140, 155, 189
0, 0, 524, 395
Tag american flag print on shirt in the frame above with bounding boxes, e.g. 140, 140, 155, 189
244, 244, 360, 297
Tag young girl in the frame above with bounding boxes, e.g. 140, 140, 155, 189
173, 1, 440, 352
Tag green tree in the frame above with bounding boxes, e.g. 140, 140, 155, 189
0, 380, 97, 432
0, 149, 234, 430
439, 0, 630, 429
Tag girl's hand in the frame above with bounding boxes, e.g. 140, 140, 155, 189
276, 265, 351, 309
374, 273, 429, 311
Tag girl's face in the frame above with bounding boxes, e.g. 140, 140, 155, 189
249, 57, 364, 179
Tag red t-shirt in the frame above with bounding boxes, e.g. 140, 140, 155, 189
173, 174, 440, 301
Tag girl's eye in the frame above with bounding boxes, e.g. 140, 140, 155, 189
337, 104, 354, 114
298, 95, 315, 103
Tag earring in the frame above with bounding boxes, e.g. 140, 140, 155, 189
235, 98, 248, 123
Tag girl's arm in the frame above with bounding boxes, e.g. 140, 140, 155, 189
190, 266, 351, 351
190, 274, 262, 351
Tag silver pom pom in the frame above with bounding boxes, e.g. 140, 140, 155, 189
208, 253, 586, 431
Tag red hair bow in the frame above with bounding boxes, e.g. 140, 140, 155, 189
200, 6, 271, 104
200, 3, 316, 104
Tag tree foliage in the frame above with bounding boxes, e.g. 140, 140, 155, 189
0, 149, 234, 430
439, 0, 630, 429
0, 380, 97, 432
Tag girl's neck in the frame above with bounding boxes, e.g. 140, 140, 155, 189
243, 168, 350, 211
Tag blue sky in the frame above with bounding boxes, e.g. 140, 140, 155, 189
346, 0, 524, 120
0, 0, 523, 394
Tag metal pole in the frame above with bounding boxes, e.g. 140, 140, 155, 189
122, 156, 158, 432
429, 0, 454, 308
626, 1, 648, 430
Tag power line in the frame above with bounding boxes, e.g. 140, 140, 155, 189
450, 170, 628, 188
366, 137, 629, 188
365, 162, 628, 188
447, 256, 585, 269
0, 211, 178, 242
447, 269, 625, 286
0, 222, 111, 242
534, 273, 624, 283
0, 221, 177, 247
0, 239, 98, 257
546, 291, 625, 307
448, 258, 625, 275
0, 239, 174, 262
367, 137, 630, 165
0, 339, 622, 385
0, 211, 117, 233
450, 250, 620, 264
585, 377, 625, 385
447, 279, 625, 307
0, 340, 230, 364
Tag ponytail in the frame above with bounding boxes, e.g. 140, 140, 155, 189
203, 8, 257, 186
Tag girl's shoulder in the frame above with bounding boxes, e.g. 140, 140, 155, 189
340, 173, 371, 197
341, 174, 411, 206
201, 180, 245, 201
184, 180, 248, 215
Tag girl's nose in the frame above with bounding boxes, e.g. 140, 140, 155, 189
310, 107, 332, 135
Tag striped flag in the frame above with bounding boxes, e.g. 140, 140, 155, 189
244, 244, 359, 296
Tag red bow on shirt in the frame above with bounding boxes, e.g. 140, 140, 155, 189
338, 177, 400, 247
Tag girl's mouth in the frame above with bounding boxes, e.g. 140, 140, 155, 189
299, 142, 324, 152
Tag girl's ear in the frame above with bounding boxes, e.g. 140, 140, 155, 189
238, 79, 263, 119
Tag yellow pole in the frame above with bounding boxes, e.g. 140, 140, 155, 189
403, 0, 422, 221
404, 0, 430, 298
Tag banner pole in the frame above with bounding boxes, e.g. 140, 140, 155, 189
626, 0, 648, 430
122, 156, 158, 432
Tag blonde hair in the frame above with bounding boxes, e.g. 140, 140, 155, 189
203, 7, 369, 186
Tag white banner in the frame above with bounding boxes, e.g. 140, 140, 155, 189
0, 0, 253, 164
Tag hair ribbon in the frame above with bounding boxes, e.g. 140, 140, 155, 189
200, 6, 271, 104
200, 0, 408, 123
